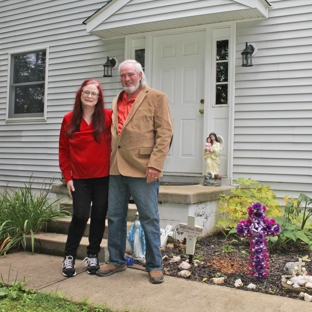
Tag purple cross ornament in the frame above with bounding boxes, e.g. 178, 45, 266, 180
236, 202, 281, 279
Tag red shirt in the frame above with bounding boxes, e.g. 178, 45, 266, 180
117, 92, 137, 135
59, 109, 112, 182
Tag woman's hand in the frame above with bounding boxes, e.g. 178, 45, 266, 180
67, 180, 75, 198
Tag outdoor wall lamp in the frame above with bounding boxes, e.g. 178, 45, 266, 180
241, 42, 257, 67
103, 57, 118, 77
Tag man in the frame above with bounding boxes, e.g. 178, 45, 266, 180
96, 60, 173, 284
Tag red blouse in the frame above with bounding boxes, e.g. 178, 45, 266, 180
59, 109, 112, 182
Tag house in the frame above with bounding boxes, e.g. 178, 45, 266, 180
0, 0, 311, 201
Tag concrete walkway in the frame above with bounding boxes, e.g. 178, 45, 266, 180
1, 252, 311, 312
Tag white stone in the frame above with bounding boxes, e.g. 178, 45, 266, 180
234, 279, 243, 288
293, 283, 301, 288
287, 280, 293, 285
160, 225, 173, 247
212, 277, 226, 285
247, 283, 257, 290
305, 282, 312, 289
178, 270, 191, 278
169, 256, 181, 263
179, 261, 192, 270
281, 276, 287, 283
303, 293, 312, 302
290, 275, 312, 285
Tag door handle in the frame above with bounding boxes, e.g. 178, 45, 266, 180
199, 109, 204, 114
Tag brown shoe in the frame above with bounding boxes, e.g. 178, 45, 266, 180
96, 263, 126, 277
149, 270, 164, 284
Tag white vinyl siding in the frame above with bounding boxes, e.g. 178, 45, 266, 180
0, 0, 124, 188
234, 0, 312, 199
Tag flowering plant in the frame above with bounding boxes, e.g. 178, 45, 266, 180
236, 202, 281, 279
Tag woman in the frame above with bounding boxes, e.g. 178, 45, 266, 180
204, 132, 221, 179
59, 79, 112, 277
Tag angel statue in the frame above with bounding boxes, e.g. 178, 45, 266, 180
203, 132, 224, 185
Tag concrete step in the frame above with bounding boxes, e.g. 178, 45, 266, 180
60, 202, 138, 222
47, 217, 134, 239
26, 232, 132, 262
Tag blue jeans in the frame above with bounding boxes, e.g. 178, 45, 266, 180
107, 175, 162, 272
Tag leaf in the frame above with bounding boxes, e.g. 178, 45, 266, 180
202, 277, 208, 282
294, 231, 311, 245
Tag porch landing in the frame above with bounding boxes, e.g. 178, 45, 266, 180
51, 183, 233, 237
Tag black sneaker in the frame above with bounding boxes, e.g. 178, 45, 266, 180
62, 255, 76, 277
82, 254, 100, 274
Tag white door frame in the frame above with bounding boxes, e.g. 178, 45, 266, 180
125, 22, 235, 181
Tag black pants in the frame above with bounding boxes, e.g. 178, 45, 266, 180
64, 176, 109, 258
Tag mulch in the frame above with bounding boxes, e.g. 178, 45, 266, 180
158, 233, 312, 300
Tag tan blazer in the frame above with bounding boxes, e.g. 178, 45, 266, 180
110, 86, 173, 178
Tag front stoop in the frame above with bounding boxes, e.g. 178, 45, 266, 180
28, 200, 137, 261
157, 184, 233, 237
33, 183, 233, 260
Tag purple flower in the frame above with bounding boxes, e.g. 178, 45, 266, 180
253, 238, 265, 248
253, 254, 263, 263
255, 263, 264, 272
273, 224, 281, 235
236, 223, 247, 237
254, 247, 264, 254
252, 202, 262, 210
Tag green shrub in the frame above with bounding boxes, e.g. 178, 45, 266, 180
267, 193, 312, 250
217, 178, 282, 231
0, 180, 70, 255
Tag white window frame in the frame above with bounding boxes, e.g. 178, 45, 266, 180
6, 47, 49, 122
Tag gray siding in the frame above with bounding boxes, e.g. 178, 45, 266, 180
0, 0, 124, 188
235, 0, 312, 199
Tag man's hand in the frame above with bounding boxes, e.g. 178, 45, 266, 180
146, 168, 161, 184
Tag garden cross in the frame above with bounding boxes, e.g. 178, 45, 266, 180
236, 202, 281, 279
179, 215, 203, 255
295, 258, 305, 274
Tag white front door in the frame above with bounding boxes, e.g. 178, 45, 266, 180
151, 31, 206, 174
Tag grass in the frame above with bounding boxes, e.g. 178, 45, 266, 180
0, 278, 115, 312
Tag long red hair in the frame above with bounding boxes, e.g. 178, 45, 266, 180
66, 79, 106, 142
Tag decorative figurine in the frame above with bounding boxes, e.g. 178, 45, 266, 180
127, 212, 146, 261
203, 132, 224, 186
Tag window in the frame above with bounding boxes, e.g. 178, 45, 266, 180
9, 50, 46, 118
135, 49, 145, 71
215, 40, 228, 105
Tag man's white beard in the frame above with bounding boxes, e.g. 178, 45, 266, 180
123, 80, 140, 93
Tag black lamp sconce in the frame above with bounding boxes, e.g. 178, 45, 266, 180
241, 42, 257, 67
103, 57, 119, 77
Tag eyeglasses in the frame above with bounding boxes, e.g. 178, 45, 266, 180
82, 90, 99, 97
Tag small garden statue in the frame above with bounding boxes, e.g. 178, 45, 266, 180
236, 202, 281, 279
127, 212, 146, 261
203, 132, 223, 186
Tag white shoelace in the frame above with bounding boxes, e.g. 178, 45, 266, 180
63, 255, 74, 268
82, 256, 98, 267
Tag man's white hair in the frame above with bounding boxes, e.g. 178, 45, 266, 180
118, 59, 147, 87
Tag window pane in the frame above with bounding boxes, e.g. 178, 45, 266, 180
216, 85, 228, 105
216, 62, 228, 83
14, 84, 44, 114
216, 40, 228, 61
13, 52, 46, 83
135, 49, 145, 70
